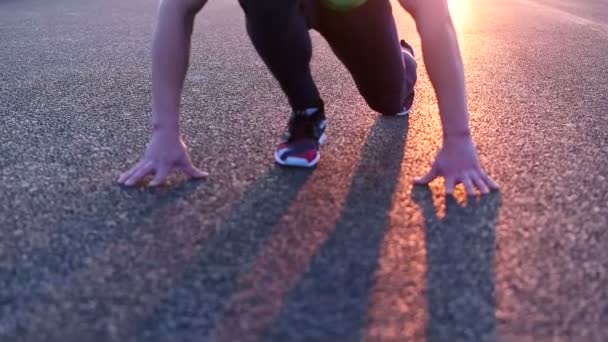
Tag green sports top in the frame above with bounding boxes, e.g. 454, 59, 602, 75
321, 0, 368, 11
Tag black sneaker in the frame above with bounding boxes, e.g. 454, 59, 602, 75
395, 39, 417, 116
274, 103, 327, 168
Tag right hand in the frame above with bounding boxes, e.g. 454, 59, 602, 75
413, 134, 498, 196
118, 130, 208, 187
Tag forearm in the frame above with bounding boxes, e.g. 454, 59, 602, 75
406, 0, 471, 141
151, 0, 204, 132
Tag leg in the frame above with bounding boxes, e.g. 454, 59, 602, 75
317, 0, 417, 115
238, 0, 322, 110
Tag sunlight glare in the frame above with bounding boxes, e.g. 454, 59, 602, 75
448, 0, 470, 28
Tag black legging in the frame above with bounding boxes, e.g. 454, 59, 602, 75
238, 0, 415, 115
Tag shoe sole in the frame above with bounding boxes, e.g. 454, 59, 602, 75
394, 40, 416, 117
274, 134, 326, 168
394, 106, 411, 116
400, 39, 416, 58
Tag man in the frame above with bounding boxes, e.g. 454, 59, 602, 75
118, 0, 499, 195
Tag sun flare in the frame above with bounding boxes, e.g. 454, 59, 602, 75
448, 0, 470, 27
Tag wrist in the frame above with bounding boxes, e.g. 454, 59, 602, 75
150, 114, 180, 135
443, 129, 472, 143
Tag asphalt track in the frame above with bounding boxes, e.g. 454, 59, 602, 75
1, 0, 607, 341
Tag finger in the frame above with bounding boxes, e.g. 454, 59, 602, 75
413, 163, 439, 184
118, 161, 144, 184
445, 176, 456, 195
472, 173, 490, 194
181, 163, 208, 179
149, 166, 170, 187
124, 162, 154, 186
462, 174, 476, 196
481, 172, 500, 190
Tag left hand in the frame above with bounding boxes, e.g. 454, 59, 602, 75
117, 129, 207, 187
414, 135, 499, 195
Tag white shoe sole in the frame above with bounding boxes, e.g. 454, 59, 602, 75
274, 134, 326, 168
394, 107, 411, 116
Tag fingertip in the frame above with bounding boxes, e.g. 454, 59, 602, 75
149, 180, 162, 187
191, 169, 209, 179
150, 176, 168, 187
477, 180, 491, 195
181, 163, 207, 178
483, 174, 500, 190
118, 173, 128, 183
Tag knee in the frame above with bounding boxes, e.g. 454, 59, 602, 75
365, 93, 404, 116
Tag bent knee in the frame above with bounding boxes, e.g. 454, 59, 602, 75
365, 93, 405, 115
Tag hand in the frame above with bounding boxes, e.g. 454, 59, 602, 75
414, 135, 499, 195
118, 130, 208, 187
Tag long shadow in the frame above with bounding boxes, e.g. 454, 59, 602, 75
0, 181, 201, 333
137, 166, 313, 341
264, 116, 409, 341
412, 186, 502, 342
